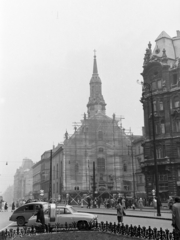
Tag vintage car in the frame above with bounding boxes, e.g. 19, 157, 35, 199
27, 204, 98, 230
9, 202, 49, 226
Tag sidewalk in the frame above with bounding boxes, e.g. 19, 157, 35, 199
73, 205, 172, 221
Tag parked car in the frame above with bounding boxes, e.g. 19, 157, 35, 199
27, 204, 98, 230
9, 202, 48, 226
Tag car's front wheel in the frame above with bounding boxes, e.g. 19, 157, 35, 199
17, 216, 25, 226
77, 221, 88, 230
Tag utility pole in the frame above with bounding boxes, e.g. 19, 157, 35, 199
92, 161, 96, 207
130, 136, 136, 199
150, 89, 161, 216
49, 149, 52, 200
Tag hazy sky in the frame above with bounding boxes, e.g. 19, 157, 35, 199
0, 0, 180, 195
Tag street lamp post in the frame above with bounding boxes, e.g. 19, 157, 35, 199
141, 82, 161, 216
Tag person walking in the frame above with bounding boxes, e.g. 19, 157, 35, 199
116, 200, 124, 224
4, 202, 8, 211
97, 197, 101, 208
122, 198, 126, 209
172, 197, 180, 231
12, 202, 15, 212
138, 198, 143, 211
35, 205, 45, 226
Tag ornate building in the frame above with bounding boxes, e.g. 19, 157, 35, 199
63, 54, 134, 199
141, 30, 180, 202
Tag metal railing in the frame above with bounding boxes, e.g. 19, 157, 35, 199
0, 221, 179, 240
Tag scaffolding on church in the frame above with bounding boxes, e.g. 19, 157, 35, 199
61, 112, 136, 203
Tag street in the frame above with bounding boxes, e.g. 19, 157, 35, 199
0, 210, 13, 231
0, 207, 173, 232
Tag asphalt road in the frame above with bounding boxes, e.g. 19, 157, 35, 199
0, 207, 173, 232
0, 210, 13, 231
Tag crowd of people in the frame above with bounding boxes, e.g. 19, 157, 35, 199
84, 196, 147, 210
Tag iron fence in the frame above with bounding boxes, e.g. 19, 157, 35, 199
0, 221, 179, 240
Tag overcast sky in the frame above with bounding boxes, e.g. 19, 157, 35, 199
0, 0, 180, 195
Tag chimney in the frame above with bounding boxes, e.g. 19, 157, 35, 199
177, 30, 180, 37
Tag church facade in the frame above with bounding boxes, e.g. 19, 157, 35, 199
62, 54, 134, 198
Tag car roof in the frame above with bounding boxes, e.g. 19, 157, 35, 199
25, 202, 48, 205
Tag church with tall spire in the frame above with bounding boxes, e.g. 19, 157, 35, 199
62, 53, 133, 199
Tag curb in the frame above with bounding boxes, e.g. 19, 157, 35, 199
77, 210, 171, 221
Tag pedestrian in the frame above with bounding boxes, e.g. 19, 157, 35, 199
122, 198, 126, 209
172, 197, 180, 231
4, 202, 8, 211
35, 205, 45, 226
138, 198, 143, 211
116, 200, 124, 224
12, 202, 15, 211
97, 198, 101, 208
168, 196, 174, 210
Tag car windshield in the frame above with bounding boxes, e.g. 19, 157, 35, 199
69, 206, 77, 213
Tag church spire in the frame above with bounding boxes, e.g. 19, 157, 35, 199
87, 52, 106, 118
93, 50, 98, 74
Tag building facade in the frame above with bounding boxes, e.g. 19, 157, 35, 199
141, 30, 180, 202
63, 54, 134, 198
51, 144, 63, 200
32, 160, 41, 199
132, 136, 146, 198
13, 158, 34, 202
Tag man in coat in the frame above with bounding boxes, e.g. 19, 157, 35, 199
116, 200, 124, 224
172, 197, 180, 231
35, 205, 45, 226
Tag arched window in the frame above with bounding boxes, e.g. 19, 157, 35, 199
98, 131, 103, 140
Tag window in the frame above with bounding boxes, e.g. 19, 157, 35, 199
64, 208, 71, 214
153, 101, 157, 112
159, 101, 164, 111
53, 166, 55, 180
24, 205, 34, 211
152, 82, 156, 90
178, 169, 180, 181
139, 176, 142, 183
124, 185, 130, 191
173, 97, 180, 108
123, 164, 127, 172
57, 182, 58, 193
155, 123, 159, 134
156, 148, 163, 159
98, 131, 103, 140
99, 148, 104, 152
56, 164, 58, 179
161, 120, 165, 134
97, 158, 105, 173
177, 147, 180, 158
174, 119, 180, 132
75, 163, 79, 172
172, 74, 178, 85
157, 80, 162, 89
159, 174, 168, 181
53, 183, 55, 193
159, 183, 168, 191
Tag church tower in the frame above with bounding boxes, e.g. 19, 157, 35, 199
87, 52, 106, 117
